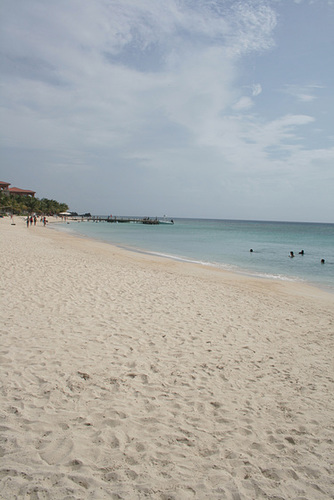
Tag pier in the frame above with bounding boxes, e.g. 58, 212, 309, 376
67, 216, 173, 225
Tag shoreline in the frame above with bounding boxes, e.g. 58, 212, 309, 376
51, 218, 334, 296
48, 217, 334, 298
1, 216, 333, 499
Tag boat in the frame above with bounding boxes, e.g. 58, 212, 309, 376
158, 217, 174, 225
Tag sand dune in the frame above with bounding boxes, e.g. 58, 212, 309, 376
1, 217, 333, 499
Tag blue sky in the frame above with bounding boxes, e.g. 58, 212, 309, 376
1, 0, 333, 222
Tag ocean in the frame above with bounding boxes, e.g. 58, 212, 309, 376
54, 217, 334, 293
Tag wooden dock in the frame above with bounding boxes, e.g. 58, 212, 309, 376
69, 216, 172, 225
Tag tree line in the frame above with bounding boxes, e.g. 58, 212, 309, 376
0, 192, 69, 216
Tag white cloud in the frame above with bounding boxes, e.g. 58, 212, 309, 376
281, 84, 323, 102
1, 0, 277, 154
252, 83, 262, 96
233, 96, 254, 110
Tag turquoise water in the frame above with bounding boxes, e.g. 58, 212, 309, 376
55, 218, 334, 292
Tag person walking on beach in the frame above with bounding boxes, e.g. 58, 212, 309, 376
26, 216, 30, 227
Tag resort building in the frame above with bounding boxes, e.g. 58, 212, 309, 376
0, 181, 10, 192
9, 187, 36, 197
0, 181, 35, 197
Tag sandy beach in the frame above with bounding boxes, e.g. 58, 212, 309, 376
1, 216, 333, 499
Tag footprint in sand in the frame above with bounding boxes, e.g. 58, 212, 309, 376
39, 436, 74, 465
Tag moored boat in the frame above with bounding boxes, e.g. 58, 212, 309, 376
158, 217, 174, 225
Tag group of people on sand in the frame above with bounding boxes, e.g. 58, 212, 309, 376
26, 215, 47, 227
249, 248, 325, 264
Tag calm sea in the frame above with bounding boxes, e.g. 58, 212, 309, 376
54, 218, 334, 293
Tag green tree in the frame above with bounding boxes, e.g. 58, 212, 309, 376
0, 193, 69, 215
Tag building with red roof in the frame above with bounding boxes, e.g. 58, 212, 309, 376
0, 181, 35, 197
0, 181, 10, 191
9, 187, 36, 197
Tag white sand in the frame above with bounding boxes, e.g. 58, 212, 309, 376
1, 216, 333, 499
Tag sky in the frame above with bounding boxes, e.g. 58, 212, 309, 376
1, 0, 333, 222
